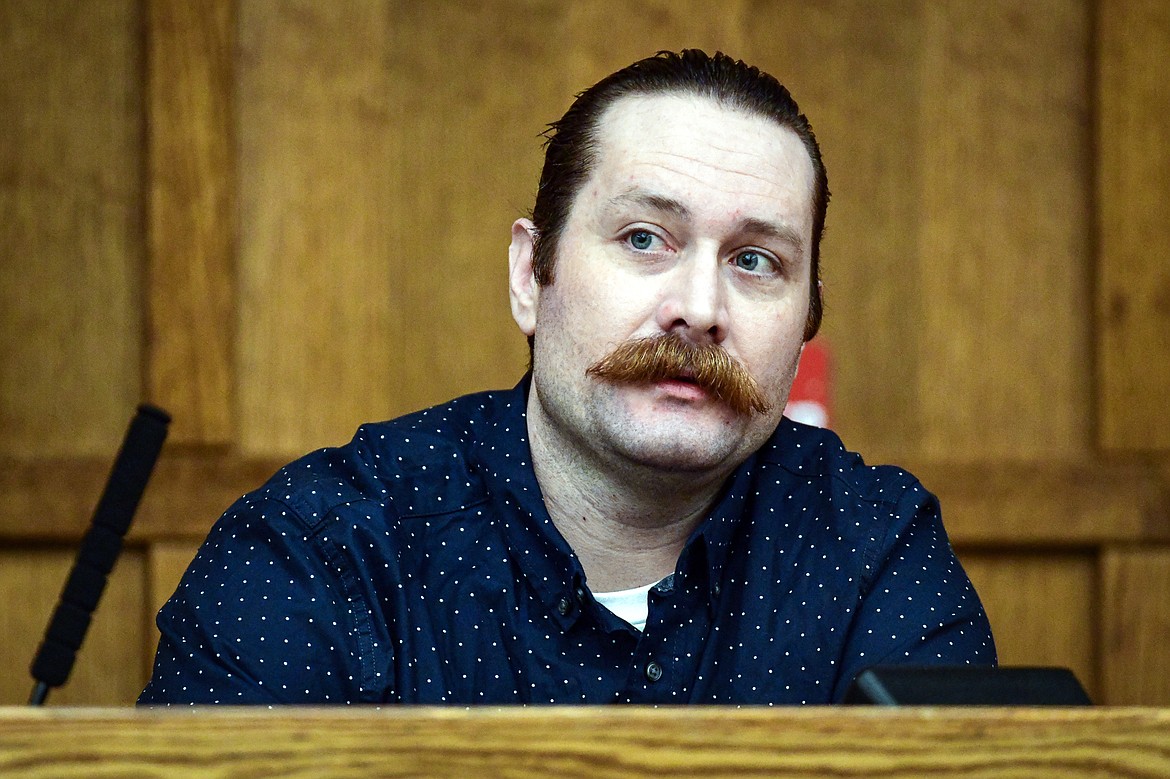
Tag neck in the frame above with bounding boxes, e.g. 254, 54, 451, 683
526, 397, 732, 593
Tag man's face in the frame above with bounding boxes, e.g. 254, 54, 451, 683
510, 92, 815, 479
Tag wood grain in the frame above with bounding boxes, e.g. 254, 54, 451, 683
563, 0, 746, 86
916, 0, 1092, 461
911, 460, 1170, 545
235, 0, 398, 456
1101, 547, 1170, 705
0, 550, 146, 706
145, 0, 236, 445
0, 707, 1168, 777
960, 552, 1097, 701
0, 454, 284, 542
743, 0, 926, 463
236, 0, 556, 456
1096, 0, 1170, 451
381, 2, 564, 419
2, 456, 1166, 546
0, 1, 143, 457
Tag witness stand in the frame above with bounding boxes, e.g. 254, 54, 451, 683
0, 706, 1167, 776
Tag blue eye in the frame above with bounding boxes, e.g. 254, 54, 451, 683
734, 250, 765, 272
629, 230, 655, 251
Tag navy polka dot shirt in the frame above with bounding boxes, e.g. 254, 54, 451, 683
140, 381, 995, 705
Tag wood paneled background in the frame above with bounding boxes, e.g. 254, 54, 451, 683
1, 0, 1167, 706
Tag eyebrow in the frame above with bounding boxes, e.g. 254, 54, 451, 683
607, 188, 806, 258
738, 217, 806, 257
607, 190, 692, 221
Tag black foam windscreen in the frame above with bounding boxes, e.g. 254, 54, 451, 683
29, 404, 170, 694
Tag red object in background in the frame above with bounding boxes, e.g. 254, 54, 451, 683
783, 339, 831, 428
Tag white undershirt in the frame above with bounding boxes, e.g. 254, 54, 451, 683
593, 581, 657, 632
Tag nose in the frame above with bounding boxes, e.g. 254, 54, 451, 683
654, 248, 729, 344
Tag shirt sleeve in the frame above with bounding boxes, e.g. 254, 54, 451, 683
833, 480, 997, 701
138, 495, 374, 705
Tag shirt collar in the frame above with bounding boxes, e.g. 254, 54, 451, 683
681, 450, 758, 605
470, 377, 588, 630
472, 376, 782, 625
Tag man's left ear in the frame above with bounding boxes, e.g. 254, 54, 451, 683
804, 279, 824, 343
508, 218, 539, 336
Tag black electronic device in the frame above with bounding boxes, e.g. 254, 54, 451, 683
844, 665, 1092, 706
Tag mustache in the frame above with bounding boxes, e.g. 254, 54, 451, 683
586, 332, 772, 416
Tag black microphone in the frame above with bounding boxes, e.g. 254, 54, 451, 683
28, 404, 171, 705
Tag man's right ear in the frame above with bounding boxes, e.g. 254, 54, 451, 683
508, 218, 539, 337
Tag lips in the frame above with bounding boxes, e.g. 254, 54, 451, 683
656, 375, 709, 400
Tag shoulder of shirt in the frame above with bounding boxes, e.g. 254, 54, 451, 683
239, 387, 517, 534
753, 416, 932, 508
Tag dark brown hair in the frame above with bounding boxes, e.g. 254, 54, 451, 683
531, 49, 829, 340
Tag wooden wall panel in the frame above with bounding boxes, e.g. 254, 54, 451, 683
743, 0, 925, 462
380, 3, 566, 420
1100, 547, 1170, 705
0, 548, 146, 706
146, 0, 236, 445
236, 0, 562, 456
0, 1, 143, 458
4, 456, 1165, 547
564, 0, 746, 85
236, 0, 400, 456
1096, 0, 1170, 452
960, 552, 1097, 700
745, 1, 1093, 464
916, 1, 1092, 461
912, 460, 1169, 546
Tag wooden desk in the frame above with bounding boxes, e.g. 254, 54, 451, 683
0, 707, 1168, 776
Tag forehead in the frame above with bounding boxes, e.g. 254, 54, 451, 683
585, 92, 816, 234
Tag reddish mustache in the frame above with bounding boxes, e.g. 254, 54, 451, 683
586, 332, 771, 416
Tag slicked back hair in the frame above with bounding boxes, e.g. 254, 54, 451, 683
530, 49, 829, 341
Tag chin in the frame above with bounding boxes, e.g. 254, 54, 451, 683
623, 447, 730, 475
608, 424, 744, 474
592, 386, 784, 474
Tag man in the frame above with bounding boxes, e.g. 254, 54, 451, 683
140, 50, 994, 706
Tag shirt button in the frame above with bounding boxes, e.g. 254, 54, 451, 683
574, 586, 587, 602
556, 596, 572, 616
712, 582, 722, 597
645, 661, 663, 683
